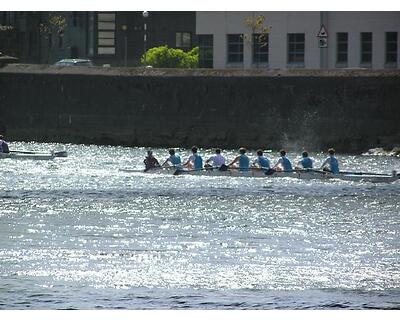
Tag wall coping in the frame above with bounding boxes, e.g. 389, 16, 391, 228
1, 64, 400, 78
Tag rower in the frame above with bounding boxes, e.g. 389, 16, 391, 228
0, 135, 9, 153
296, 151, 313, 169
162, 148, 182, 168
143, 150, 161, 171
320, 148, 339, 174
205, 148, 226, 168
252, 149, 270, 171
228, 147, 250, 171
273, 149, 293, 171
183, 146, 203, 170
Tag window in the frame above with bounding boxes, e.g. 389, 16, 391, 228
227, 34, 243, 64
385, 32, 398, 65
360, 32, 372, 64
97, 12, 115, 55
336, 32, 348, 65
288, 33, 305, 65
176, 32, 191, 49
253, 33, 269, 64
198, 34, 213, 68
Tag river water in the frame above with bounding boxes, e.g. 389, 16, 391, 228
0, 142, 399, 310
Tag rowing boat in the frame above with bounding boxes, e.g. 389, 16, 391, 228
0, 150, 68, 160
119, 164, 399, 183
168, 167, 399, 183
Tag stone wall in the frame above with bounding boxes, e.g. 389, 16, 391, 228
1, 64, 399, 153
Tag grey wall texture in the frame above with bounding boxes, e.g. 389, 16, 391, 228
1, 65, 399, 153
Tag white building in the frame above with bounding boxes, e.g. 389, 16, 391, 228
196, 12, 400, 69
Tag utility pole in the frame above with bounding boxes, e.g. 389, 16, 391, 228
142, 11, 149, 65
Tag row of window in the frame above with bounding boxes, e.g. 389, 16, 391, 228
199, 32, 398, 68
96, 12, 193, 56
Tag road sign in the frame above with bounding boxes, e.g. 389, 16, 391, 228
317, 25, 328, 38
319, 38, 328, 48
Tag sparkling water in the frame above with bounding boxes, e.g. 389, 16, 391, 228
0, 143, 399, 309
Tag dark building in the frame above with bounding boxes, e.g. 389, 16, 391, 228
94, 11, 198, 66
0, 11, 197, 66
0, 13, 18, 57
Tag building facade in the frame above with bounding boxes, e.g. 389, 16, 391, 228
196, 12, 400, 69
93, 11, 197, 66
0, 12, 92, 64
0, 11, 197, 66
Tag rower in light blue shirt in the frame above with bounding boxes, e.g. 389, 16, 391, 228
253, 149, 270, 171
297, 151, 314, 169
273, 149, 293, 171
162, 148, 182, 168
228, 147, 250, 172
320, 148, 339, 174
183, 146, 203, 170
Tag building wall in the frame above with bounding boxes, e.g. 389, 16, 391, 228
326, 12, 400, 69
196, 11, 400, 69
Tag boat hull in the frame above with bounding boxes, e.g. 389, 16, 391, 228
172, 168, 400, 183
0, 152, 56, 160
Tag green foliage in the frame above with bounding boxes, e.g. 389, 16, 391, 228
39, 13, 67, 35
243, 14, 269, 46
141, 45, 199, 68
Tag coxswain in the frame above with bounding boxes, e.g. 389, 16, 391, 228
143, 150, 161, 171
0, 135, 9, 153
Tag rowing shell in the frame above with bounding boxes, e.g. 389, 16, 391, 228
0, 150, 68, 160
119, 166, 399, 183
171, 167, 400, 183
0, 152, 56, 160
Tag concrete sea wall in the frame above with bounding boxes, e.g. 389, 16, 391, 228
1, 65, 400, 153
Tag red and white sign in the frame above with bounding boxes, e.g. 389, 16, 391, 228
317, 25, 328, 37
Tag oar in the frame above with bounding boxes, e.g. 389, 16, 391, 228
120, 166, 164, 173
122, 165, 178, 173
267, 168, 331, 175
339, 170, 393, 176
10, 150, 40, 154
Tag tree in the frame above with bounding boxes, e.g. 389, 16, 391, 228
141, 45, 199, 68
243, 13, 270, 46
39, 13, 67, 35
39, 13, 68, 63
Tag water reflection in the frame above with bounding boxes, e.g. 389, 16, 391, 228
0, 142, 399, 309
